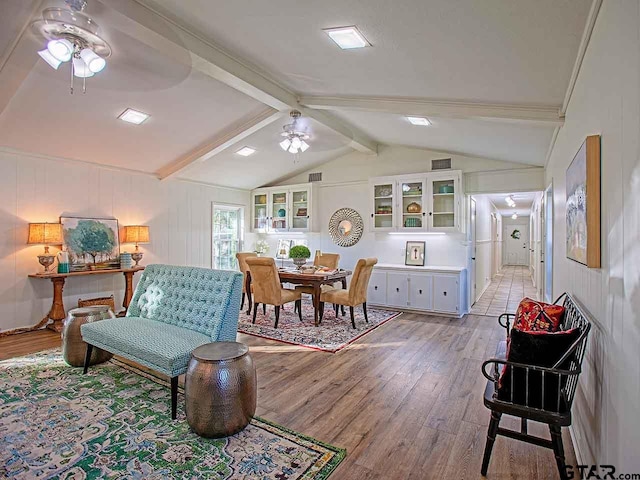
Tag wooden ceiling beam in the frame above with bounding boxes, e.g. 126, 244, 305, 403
299, 95, 565, 126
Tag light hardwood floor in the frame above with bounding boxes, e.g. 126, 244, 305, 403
1, 311, 575, 479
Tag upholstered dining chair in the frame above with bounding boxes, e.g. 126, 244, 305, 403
319, 257, 378, 329
294, 252, 341, 296
246, 257, 303, 328
236, 252, 257, 310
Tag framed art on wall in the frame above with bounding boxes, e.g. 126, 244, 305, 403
405, 241, 425, 266
60, 216, 120, 271
565, 135, 601, 268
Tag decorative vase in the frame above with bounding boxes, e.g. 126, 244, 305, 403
292, 257, 307, 269
278, 208, 286, 217
406, 202, 421, 213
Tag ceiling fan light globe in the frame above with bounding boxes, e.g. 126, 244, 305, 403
291, 136, 302, 150
300, 140, 310, 152
280, 138, 291, 151
72, 57, 94, 78
47, 39, 73, 62
38, 49, 62, 69
80, 48, 106, 73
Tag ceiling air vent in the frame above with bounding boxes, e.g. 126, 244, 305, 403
431, 158, 452, 170
308, 172, 322, 182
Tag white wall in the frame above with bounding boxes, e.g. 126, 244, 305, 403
0, 148, 251, 332
546, 0, 640, 470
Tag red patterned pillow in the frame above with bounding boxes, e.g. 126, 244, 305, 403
514, 298, 564, 333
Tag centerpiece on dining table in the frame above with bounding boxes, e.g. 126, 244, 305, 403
289, 245, 311, 269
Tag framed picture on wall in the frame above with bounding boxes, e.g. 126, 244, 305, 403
60, 216, 120, 271
405, 241, 425, 266
565, 135, 601, 268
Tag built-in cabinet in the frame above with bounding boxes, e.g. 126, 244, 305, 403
370, 170, 463, 233
367, 264, 467, 317
252, 183, 314, 232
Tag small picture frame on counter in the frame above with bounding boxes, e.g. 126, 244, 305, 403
405, 241, 425, 266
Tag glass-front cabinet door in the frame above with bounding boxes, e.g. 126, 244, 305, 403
270, 190, 289, 231
398, 177, 427, 231
290, 188, 311, 231
427, 173, 460, 232
371, 180, 395, 231
252, 191, 268, 231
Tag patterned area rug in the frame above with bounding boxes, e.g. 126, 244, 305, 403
238, 299, 401, 353
0, 350, 345, 479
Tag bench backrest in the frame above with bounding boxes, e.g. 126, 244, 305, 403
127, 264, 243, 341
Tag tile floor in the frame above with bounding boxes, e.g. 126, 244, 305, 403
470, 265, 538, 316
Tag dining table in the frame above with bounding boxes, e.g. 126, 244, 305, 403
245, 268, 352, 327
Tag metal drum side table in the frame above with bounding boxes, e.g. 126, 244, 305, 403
62, 306, 115, 367
185, 342, 257, 438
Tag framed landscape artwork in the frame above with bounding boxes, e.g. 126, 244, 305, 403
61, 216, 120, 271
565, 135, 601, 268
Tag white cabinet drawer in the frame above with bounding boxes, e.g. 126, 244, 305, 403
408, 273, 432, 310
368, 271, 387, 305
433, 274, 459, 313
386, 272, 408, 308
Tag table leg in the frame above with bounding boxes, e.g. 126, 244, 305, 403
46, 277, 66, 332
122, 271, 136, 313
245, 272, 253, 315
313, 283, 321, 327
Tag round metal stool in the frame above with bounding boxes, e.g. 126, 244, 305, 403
62, 306, 115, 367
185, 342, 257, 438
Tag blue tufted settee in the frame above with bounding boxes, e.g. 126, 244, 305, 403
81, 264, 243, 419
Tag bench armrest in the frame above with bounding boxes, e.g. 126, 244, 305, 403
498, 313, 515, 332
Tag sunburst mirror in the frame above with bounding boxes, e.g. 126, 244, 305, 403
329, 208, 364, 247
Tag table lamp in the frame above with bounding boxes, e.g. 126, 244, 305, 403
28, 222, 63, 273
122, 225, 150, 266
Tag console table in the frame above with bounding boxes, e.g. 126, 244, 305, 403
28, 267, 145, 332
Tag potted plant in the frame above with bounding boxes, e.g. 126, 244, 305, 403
289, 245, 311, 269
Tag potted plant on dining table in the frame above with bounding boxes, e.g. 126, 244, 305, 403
289, 245, 311, 269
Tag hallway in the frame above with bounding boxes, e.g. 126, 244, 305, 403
470, 265, 538, 316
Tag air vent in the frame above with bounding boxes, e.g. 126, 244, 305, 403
431, 158, 452, 170
308, 172, 322, 182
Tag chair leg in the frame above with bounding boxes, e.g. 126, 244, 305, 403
363, 302, 369, 323
82, 344, 94, 374
296, 300, 303, 322
481, 411, 502, 476
319, 302, 325, 321
252, 304, 258, 324
334, 304, 339, 318
171, 376, 178, 420
349, 306, 356, 329
263, 303, 266, 315
274, 306, 280, 329
549, 425, 568, 480
341, 305, 346, 316
241, 292, 245, 310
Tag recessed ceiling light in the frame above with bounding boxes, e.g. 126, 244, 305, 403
236, 146, 256, 157
407, 116, 432, 126
323, 26, 370, 49
118, 108, 150, 125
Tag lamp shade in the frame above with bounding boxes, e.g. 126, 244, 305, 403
123, 225, 150, 244
27, 223, 63, 245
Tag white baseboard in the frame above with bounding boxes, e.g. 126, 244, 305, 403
568, 425, 584, 466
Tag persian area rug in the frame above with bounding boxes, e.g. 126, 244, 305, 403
238, 299, 401, 353
0, 350, 345, 480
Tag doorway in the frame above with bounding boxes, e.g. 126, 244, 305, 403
504, 221, 529, 266
212, 203, 244, 270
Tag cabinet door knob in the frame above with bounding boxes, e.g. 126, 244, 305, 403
396, 287, 400, 292
371, 213, 374, 218
374, 286, 378, 290
429, 212, 433, 216
419, 289, 422, 294
422, 212, 426, 216
443, 291, 447, 296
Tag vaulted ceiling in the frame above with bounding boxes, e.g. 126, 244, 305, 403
0, 0, 592, 189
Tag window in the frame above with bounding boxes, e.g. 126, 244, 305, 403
212, 204, 244, 270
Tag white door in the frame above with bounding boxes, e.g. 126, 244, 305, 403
387, 272, 408, 308
433, 274, 459, 313
368, 271, 387, 305
470, 198, 477, 305
504, 223, 529, 265
544, 185, 554, 302
408, 273, 433, 310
